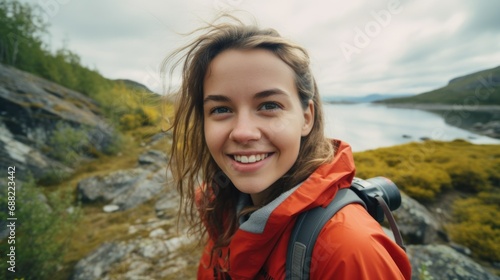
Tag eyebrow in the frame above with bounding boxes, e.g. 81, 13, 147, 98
203, 88, 289, 104
203, 95, 230, 104
254, 88, 289, 99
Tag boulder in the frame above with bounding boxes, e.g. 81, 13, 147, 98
71, 235, 194, 280
77, 169, 149, 203
77, 167, 168, 211
407, 244, 499, 280
71, 242, 135, 280
111, 168, 167, 210
394, 192, 447, 244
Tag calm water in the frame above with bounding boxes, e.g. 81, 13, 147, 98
323, 103, 500, 152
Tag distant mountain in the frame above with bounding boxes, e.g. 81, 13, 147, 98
323, 93, 415, 104
378, 65, 500, 105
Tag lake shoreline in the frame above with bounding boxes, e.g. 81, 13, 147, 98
323, 103, 500, 151
379, 103, 500, 111
376, 103, 500, 139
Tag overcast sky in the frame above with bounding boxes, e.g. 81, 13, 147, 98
22, 0, 500, 97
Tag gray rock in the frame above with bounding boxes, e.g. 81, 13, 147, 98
77, 169, 149, 203
123, 260, 154, 280
72, 234, 194, 280
0, 122, 73, 179
479, 121, 500, 138
147, 131, 172, 146
137, 149, 168, 168
149, 228, 167, 238
155, 190, 179, 219
0, 64, 116, 180
407, 244, 500, 280
102, 205, 120, 213
450, 242, 472, 256
394, 192, 447, 244
71, 242, 135, 280
111, 168, 167, 210
77, 167, 168, 211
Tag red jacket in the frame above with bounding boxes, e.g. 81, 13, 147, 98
198, 140, 412, 279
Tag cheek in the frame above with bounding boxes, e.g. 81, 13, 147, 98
204, 121, 224, 154
271, 127, 302, 158
265, 114, 305, 146
275, 136, 302, 178
203, 122, 214, 150
265, 115, 300, 143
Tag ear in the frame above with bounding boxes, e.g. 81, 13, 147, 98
301, 100, 314, 136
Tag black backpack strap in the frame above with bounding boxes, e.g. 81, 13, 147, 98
374, 196, 406, 251
285, 188, 366, 280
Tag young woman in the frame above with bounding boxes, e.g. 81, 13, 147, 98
165, 17, 411, 280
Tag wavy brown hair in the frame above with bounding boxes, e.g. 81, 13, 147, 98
163, 16, 334, 257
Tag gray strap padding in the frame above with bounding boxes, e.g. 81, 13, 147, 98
285, 188, 366, 280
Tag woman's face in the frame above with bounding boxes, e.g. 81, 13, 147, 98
203, 48, 314, 205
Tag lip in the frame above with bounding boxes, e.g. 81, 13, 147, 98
228, 152, 274, 173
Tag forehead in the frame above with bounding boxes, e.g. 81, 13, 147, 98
203, 48, 296, 95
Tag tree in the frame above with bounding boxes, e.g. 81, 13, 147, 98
0, 0, 47, 67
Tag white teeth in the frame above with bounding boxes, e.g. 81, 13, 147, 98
241, 156, 249, 163
234, 154, 268, 163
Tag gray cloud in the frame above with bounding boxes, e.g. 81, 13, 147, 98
19, 0, 500, 96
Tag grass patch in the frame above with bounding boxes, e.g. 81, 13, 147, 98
55, 199, 161, 280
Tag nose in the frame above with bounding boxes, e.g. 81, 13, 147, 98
229, 113, 261, 144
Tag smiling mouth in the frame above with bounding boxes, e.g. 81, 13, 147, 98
233, 153, 270, 163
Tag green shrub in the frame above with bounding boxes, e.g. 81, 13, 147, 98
102, 130, 127, 156
447, 196, 500, 261
48, 122, 89, 165
403, 186, 435, 201
444, 161, 491, 192
449, 223, 500, 261
0, 176, 81, 279
450, 197, 500, 227
486, 158, 500, 186
353, 153, 393, 179
141, 106, 161, 125
36, 169, 70, 186
47, 121, 125, 162
393, 166, 451, 201
355, 141, 497, 200
477, 191, 500, 205
119, 113, 143, 130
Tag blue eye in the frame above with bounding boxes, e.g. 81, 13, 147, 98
260, 102, 281, 111
210, 107, 231, 114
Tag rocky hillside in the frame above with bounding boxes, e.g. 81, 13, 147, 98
0, 63, 118, 182
1, 65, 499, 279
